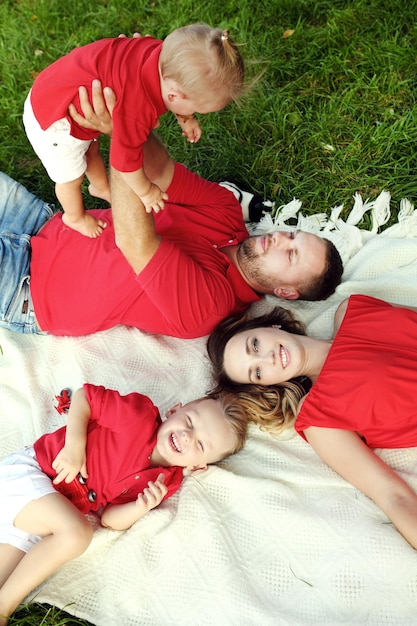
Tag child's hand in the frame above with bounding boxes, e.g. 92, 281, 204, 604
140, 183, 168, 214
180, 118, 202, 143
136, 473, 167, 512
52, 445, 88, 485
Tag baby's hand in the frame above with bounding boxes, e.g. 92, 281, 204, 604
136, 473, 167, 512
180, 118, 202, 143
62, 212, 106, 238
140, 183, 168, 214
52, 445, 88, 485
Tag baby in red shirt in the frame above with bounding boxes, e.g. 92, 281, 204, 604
23, 25, 245, 237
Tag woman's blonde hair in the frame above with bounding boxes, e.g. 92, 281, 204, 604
224, 381, 310, 436
160, 23, 245, 105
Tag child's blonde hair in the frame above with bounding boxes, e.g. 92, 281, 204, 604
160, 23, 245, 105
203, 391, 249, 456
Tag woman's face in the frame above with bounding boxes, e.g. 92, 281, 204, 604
223, 326, 305, 385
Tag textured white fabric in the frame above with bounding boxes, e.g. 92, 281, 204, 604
1, 192, 417, 625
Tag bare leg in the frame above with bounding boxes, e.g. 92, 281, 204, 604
0, 545, 25, 589
0, 546, 24, 626
56, 177, 106, 238
86, 138, 111, 203
0, 493, 93, 624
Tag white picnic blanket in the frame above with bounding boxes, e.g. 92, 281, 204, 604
1, 191, 417, 626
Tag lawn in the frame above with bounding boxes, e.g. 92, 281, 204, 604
0, 0, 416, 623
1, 0, 416, 218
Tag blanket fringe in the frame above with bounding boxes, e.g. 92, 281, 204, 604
254, 191, 416, 263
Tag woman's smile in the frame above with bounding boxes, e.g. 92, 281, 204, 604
280, 344, 289, 368
224, 326, 302, 385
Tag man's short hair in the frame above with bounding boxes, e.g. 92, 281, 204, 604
298, 238, 343, 301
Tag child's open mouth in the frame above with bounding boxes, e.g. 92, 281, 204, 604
170, 433, 182, 453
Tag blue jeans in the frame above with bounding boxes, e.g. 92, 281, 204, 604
0, 172, 55, 333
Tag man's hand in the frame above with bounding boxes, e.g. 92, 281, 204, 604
68, 34, 146, 134
68, 79, 115, 135
118, 32, 144, 39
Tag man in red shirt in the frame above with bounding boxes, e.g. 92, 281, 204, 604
0, 83, 342, 338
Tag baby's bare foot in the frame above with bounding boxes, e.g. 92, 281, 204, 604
62, 212, 106, 238
88, 184, 110, 203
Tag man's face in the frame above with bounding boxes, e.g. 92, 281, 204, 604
237, 230, 327, 299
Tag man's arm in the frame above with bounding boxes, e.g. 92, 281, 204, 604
119, 168, 167, 214
111, 167, 161, 274
69, 80, 173, 272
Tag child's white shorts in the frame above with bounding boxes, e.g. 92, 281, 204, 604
23, 93, 92, 184
0, 447, 56, 553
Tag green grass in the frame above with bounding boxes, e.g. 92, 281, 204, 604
8, 602, 92, 626
0, 0, 416, 623
1, 0, 416, 221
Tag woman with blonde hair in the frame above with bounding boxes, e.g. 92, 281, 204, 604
208, 305, 312, 435
207, 294, 417, 549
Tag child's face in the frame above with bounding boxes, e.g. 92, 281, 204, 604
162, 77, 228, 115
155, 398, 236, 470
168, 94, 227, 116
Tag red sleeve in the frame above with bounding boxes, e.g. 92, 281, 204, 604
109, 112, 148, 172
83, 384, 159, 431
110, 466, 184, 506
165, 162, 239, 215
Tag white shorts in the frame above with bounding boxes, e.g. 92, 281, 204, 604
23, 93, 92, 184
0, 447, 56, 553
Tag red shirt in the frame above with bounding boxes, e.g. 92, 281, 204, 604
30, 37, 166, 172
30, 163, 259, 338
295, 295, 417, 448
34, 384, 183, 512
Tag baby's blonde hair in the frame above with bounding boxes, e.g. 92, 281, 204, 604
160, 23, 245, 105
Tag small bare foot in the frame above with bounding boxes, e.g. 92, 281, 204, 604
62, 212, 107, 238
88, 184, 111, 204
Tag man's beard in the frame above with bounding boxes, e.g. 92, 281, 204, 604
237, 237, 275, 292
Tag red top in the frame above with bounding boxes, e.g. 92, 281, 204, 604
34, 384, 183, 512
30, 162, 259, 338
30, 36, 166, 172
295, 295, 417, 448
